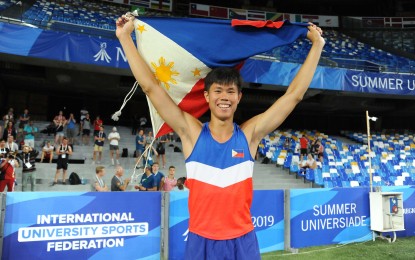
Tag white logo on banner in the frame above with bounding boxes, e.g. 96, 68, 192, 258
93, 42, 112, 63
182, 228, 189, 242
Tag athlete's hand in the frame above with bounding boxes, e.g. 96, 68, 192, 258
307, 23, 325, 46
116, 14, 135, 40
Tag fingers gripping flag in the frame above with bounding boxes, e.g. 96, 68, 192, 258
131, 17, 308, 138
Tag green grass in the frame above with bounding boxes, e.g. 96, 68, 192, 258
261, 236, 415, 259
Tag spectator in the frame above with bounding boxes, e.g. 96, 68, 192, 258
53, 111, 67, 145
142, 144, 158, 167
299, 135, 309, 161
2, 121, 17, 141
20, 145, 37, 192
78, 107, 88, 136
152, 162, 164, 191
40, 140, 54, 163
299, 154, 317, 175
92, 126, 106, 164
284, 137, 292, 152
0, 158, 15, 192
139, 116, 147, 128
145, 131, 154, 145
111, 166, 130, 191
135, 166, 156, 191
6, 135, 19, 154
53, 137, 72, 185
3, 108, 14, 129
93, 116, 103, 136
0, 139, 9, 158
66, 113, 77, 145
160, 165, 177, 191
81, 113, 92, 145
316, 140, 324, 163
135, 129, 145, 168
18, 108, 30, 141
23, 121, 38, 148
172, 177, 188, 191
156, 135, 168, 169
93, 166, 109, 192
108, 127, 121, 166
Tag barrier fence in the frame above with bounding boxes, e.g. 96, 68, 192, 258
1, 187, 414, 259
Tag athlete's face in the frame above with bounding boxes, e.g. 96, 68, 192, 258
204, 83, 241, 121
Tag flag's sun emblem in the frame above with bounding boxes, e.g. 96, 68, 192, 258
151, 57, 179, 90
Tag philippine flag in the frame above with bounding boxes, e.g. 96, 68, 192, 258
133, 17, 308, 137
232, 149, 245, 158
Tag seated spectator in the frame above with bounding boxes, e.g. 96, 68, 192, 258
135, 166, 156, 191
6, 135, 19, 155
93, 166, 109, 192
299, 154, 317, 175
160, 165, 177, 191
2, 121, 17, 141
23, 121, 38, 148
172, 177, 188, 191
40, 141, 54, 163
3, 108, 14, 129
53, 111, 67, 145
315, 140, 324, 163
111, 166, 130, 191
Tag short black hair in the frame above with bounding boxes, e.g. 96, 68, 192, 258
204, 67, 242, 92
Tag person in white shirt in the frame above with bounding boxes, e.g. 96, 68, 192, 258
108, 127, 121, 166
6, 135, 19, 154
40, 140, 54, 163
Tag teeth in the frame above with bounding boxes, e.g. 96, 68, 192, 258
218, 104, 230, 108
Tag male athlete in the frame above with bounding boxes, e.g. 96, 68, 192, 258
117, 15, 324, 259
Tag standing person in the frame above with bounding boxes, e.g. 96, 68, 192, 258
66, 113, 77, 145
78, 107, 88, 136
316, 140, 324, 163
93, 166, 109, 192
20, 145, 37, 192
139, 116, 147, 128
117, 15, 324, 259
0, 158, 15, 192
53, 111, 67, 145
40, 140, 54, 163
81, 113, 92, 145
92, 126, 106, 164
135, 166, 156, 191
135, 129, 145, 167
0, 139, 9, 158
145, 131, 154, 146
299, 135, 309, 161
2, 121, 17, 141
18, 109, 30, 141
93, 116, 103, 136
53, 137, 72, 185
108, 127, 121, 166
160, 165, 177, 191
111, 166, 130, 191
151, 162, 164, 191
23, 121, 38, 148
156, 135, 168, 169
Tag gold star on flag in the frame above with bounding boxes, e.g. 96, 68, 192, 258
192, 68, 201, 77
151, 57, 179, 91
137, 24, 146, 34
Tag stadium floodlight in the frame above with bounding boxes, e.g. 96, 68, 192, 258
368, 116, 378, 122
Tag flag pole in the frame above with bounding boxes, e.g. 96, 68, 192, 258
366, 110, 373, 192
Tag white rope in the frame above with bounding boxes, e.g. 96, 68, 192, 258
129, 138, 157, 185
111, 81, 139, 121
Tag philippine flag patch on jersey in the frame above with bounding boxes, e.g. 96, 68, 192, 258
232, 149, 244, 158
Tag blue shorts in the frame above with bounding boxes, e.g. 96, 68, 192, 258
185, 230, 260, 260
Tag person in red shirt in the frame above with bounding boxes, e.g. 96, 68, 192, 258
93, 116, 103, 136
0, 158, 16, 192
299, 135, 309, 161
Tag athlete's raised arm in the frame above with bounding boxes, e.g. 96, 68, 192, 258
242, 24, 325, 157
116, 15, 201, 157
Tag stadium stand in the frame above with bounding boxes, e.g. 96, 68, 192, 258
361, 30, 415, 54
258, 129, 415, 189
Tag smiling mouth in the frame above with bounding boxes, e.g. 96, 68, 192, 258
218, 104, 231, 109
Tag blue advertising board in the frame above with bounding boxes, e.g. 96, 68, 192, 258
382, 186, 415, 237
290, 187, 371, 248
168, 190, 284, 259
2, 192, 161, 260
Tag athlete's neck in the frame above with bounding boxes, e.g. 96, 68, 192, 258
208, 118, 234, 143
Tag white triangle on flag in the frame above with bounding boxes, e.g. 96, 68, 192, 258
232, 149, 237, 157
135, 19, 211, 137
